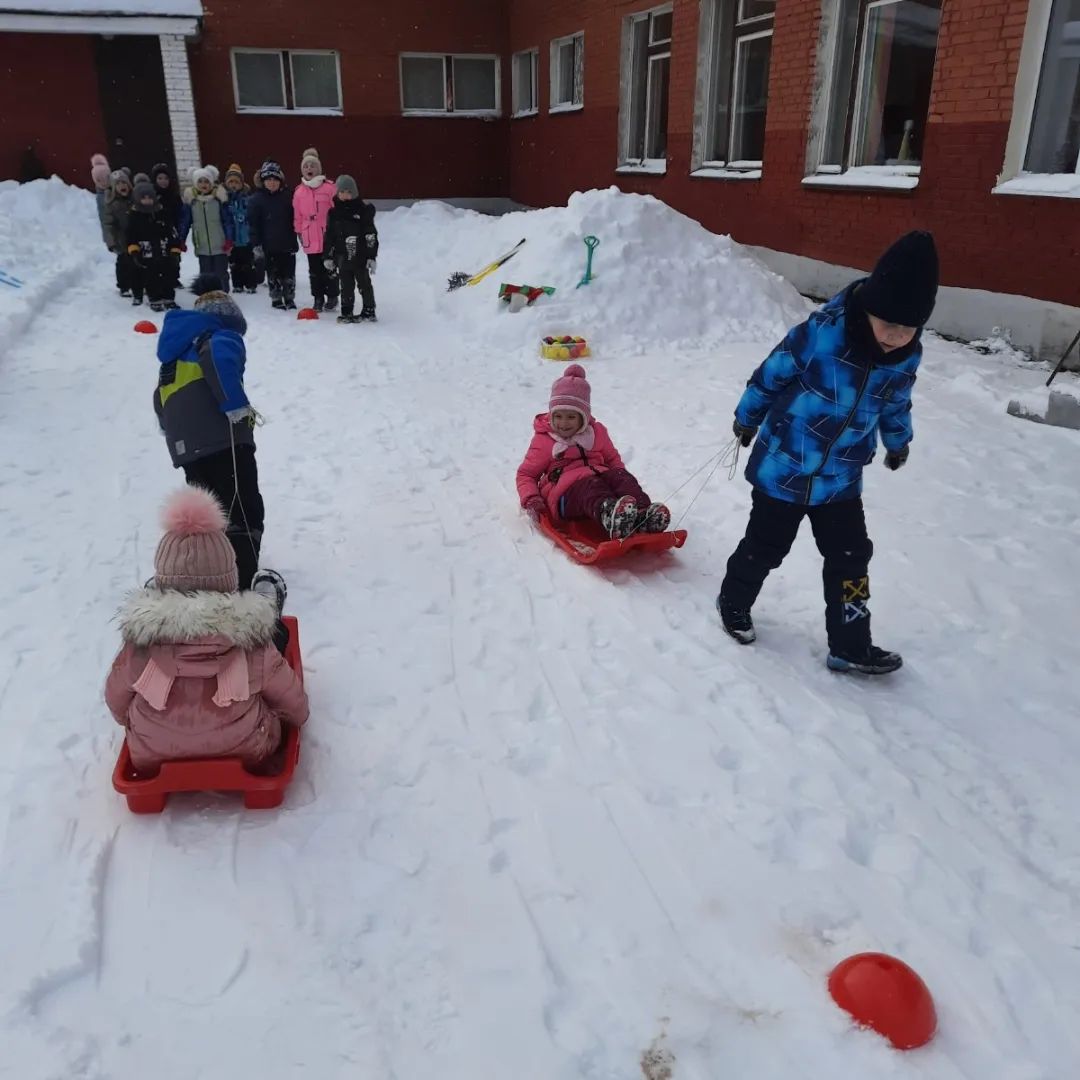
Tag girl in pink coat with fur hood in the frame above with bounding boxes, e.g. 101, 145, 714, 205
516, 364, 671, 539
292, 147, 339, 312
105, 488, 308, 773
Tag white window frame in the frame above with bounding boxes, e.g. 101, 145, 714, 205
400, 52, 501, 117
550, 31, 585, 113
618, 4, 674, 171
996, 0, 1080, 198
512, 47, 539, 117
691, 0, 774, 177
230, 47, 342, 116
802, 0, 940, 191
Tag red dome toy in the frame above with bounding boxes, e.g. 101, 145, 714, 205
134, 320, 158, 334
297, 307, 319, 320
828, 952, 937, 1050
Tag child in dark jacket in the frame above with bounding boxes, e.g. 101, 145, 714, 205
717, 231, 939, 675
125, 181, 182, 311
154, 274, 266, 588
246, 160, 298, 310
224, 163, 258, 294
325, 174, 378, 323
102, 170, 135, 297
151, 162, 184, 288
516, 364, 671, 538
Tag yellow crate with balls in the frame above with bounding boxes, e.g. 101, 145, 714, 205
541, 335, 590, 361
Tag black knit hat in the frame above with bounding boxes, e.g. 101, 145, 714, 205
858, 231, 939, 328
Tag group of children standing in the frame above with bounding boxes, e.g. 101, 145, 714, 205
90, 148, 379, 323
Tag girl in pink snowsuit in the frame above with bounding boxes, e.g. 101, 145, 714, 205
292, 147, 339, 311
105, 488, 308, 773
516, 364, 671, 539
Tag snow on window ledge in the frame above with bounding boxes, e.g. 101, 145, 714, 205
237, 108, 343, 118
993, 173, 1080, 200
512, 109, 539, 120
402, 110, 502, 119
616, 161, 668, 176
691, 165, 762, 181
802, 166, 920, 191
549, 103, 584, 115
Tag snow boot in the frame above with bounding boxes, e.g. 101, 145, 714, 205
284, 279, 297, 310
164, 300, 180, 310
313, 297, 325, 313
120, 288, 132, 298
272, 297, 285, 310
325, 295, 338, 312
600, 495, 639, 539
359, 307, 377, 322
132, 295, 144, 306
246, 286, 258, 294
639, 502, 671, 533
251, 568, 287, 615
826, 645, 902, 675
337, 313, 358, 324
717, 594, 756, 644
149, 300, 164, 313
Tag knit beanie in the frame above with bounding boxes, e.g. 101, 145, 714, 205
133, 171, 150, 186
858, 231, 939, 328
225, 162, 245, 185
110, 170, 131, 192
192, 274, 248, 335
259, 160, 284, 183
300, 147, 322, 173
154, 487, 239, 593
133, 180, 156, 203
205, 164, 220, 184
336, 174, 359, 197
549, 363, 592, 423
192, 167, 214, 188
90, 153, 111, 189
151, 162, 173, 183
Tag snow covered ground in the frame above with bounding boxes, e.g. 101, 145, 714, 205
1, 181, 1078, 1080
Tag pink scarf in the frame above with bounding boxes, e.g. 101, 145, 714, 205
132, 647, 251, 711
550, 424, 595, 458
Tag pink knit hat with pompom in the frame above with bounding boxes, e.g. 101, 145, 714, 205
90, 153, 111, 190
154, 488, 238, 592
549, 363, 591, 422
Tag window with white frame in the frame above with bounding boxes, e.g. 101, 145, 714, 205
550, 31, 584, 110
810, 0, 942, 174
621, 6, 674, 164
400, 54, 501, 115
1025, 0, 1080, 175
513, 48, 539, 116
694, 0, 775, 170
231, 49, 342, 113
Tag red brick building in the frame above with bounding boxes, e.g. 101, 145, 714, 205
2, 0, 1077, 354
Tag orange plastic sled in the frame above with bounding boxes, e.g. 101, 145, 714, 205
112, 615, 304, 814
539, 516, 687, 565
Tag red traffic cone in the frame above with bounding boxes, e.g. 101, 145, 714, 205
134, 320, 158, 334
828, 952, 937, 1050
297, 307, 319, 320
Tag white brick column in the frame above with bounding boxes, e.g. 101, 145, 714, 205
159, 33, 201, 176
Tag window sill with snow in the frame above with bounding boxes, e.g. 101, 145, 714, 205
992, 174, 1080, 200
616, 161, 668, 177
801, 165, 920, 192
236, 108, 343, 118
549, 103, 584, 115
691, 164, 763, 181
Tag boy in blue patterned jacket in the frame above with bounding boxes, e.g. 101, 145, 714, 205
718, 231, 939, 675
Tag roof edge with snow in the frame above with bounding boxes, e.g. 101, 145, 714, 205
0, 1, 202, 35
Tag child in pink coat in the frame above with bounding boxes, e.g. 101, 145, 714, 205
292, 147, 339, 312
105, 488, 308, 773
516, 364, 671, 539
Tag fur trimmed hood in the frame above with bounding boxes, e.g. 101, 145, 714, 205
117, 588, 278, 648
182, 184, 229, 205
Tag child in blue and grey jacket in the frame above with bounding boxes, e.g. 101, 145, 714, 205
718, 230, 939, 676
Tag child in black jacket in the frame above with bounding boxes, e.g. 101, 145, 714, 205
246, 160, 298, 311
325, 175, 378, 324
125, 181, 181, 310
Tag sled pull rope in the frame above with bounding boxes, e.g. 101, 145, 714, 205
228, 416, 263, 573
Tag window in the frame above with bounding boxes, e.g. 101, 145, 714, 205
694, 0, 775, 171
1025, 0, 1080, 175
231, 49, 342, 114
621, 6, 674, 165
400, 54, 501, 115
513, 48, 539, 116
807, 0, 941, 179
550, 32, 584, 110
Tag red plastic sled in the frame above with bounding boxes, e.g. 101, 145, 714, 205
539, 516, 687, 565
112, 615, 304, 814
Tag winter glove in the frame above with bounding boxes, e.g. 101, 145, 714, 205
253, 245, 264, 261
226, 406, 254, 425
323, 257, 336, 271
365, 233, 377, 252
733, 419, 757, 447
223, 240, 234, 255
179, 243, 187, 253
524, 495, 548, 524
884, 446, 910, 471
367, 259, 377, 276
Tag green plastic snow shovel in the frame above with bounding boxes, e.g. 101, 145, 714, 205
576, 236, 600, 288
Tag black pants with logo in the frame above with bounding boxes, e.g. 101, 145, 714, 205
721, 489, 874, 655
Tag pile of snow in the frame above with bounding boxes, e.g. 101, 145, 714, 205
388, 187, 810, 356
0, 178, 105, 348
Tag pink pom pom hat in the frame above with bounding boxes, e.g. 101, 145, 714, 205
549, 363, 592, 423
153, 488, 238, 593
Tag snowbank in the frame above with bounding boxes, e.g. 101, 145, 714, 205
0, 178, 106, 351
389, 187, 811, 356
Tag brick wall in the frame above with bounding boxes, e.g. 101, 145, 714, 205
160, 34, 201, 176
506, 0, 1080, 308
187, 0, 512, 198
0, 33, 107, 185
